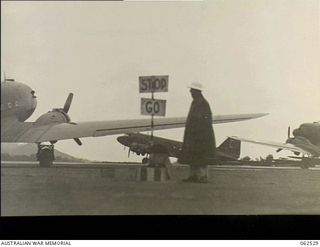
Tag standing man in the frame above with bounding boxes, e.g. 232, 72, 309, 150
178, 82, 216, 183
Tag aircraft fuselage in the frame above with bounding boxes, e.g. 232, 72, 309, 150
1, 80, 37, 122
117, 133, 241, 162
292, 122, 320, 146
289, 122, 320, 157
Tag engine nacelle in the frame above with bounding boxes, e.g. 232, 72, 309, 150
35, 109, 70, 126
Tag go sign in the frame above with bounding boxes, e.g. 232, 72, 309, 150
139, 75, 168, 93
141, 98, 166, 116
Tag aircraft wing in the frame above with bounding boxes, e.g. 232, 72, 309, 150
1, 113, 268, 143
230, 136, 311, 156
212, 113, 268, 124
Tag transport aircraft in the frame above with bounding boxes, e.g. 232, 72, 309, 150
1, 77, 268, 166
231, 122, 320, 167
117, 133, 241, 164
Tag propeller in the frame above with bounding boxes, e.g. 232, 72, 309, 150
128, 148, 131, 157
47, 93, 82, 146
63, 93, 73, 113
63, 93, 81, 146
62, 93, 81, 146
73, 138, 82, 146
277, 126, 291, 153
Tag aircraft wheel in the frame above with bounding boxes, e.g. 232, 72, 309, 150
142, 158, 149, 164
38, 147, 54, 167
39, 159, 53, 167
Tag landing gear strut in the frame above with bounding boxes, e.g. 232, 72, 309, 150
37, 143, 55, 167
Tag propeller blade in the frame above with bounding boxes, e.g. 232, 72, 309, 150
63, 93, 74, 113
276, 148, 283, 153
73, 138, 82, 146
287, 126, 291, 139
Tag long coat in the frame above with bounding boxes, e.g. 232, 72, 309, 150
178, 94, 216, 165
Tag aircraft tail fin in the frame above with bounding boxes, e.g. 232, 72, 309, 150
217, 137, 241, 159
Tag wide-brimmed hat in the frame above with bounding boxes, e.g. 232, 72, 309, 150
188, 82, 203, 91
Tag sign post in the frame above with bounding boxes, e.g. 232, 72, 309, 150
151, 91, 154, 141
139, 75, 168, 144
140, 98, 166, 116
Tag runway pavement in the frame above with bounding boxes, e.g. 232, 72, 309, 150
1, 161, 320, 216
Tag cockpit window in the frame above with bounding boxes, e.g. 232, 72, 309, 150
31, 90, 36, 98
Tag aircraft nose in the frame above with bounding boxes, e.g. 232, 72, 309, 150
117, 136, 129, 145
31, 90, 37, 98
292, 128, 301, 137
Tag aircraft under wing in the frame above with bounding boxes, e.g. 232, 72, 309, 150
1, 113, 268, 143
230, 136, 311, 156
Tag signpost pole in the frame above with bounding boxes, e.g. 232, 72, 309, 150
151, 91, 154, 144
139, 75, 168, 146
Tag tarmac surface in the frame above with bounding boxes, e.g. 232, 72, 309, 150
1, 161, 320, 216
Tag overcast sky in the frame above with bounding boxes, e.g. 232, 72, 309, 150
1, 0, 319, 162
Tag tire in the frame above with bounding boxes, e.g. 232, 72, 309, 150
39, 159, 53, 167
38, 148, 54, 167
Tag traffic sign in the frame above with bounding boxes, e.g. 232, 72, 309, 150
139, 75, 168, 93
141, 98, 166, 116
